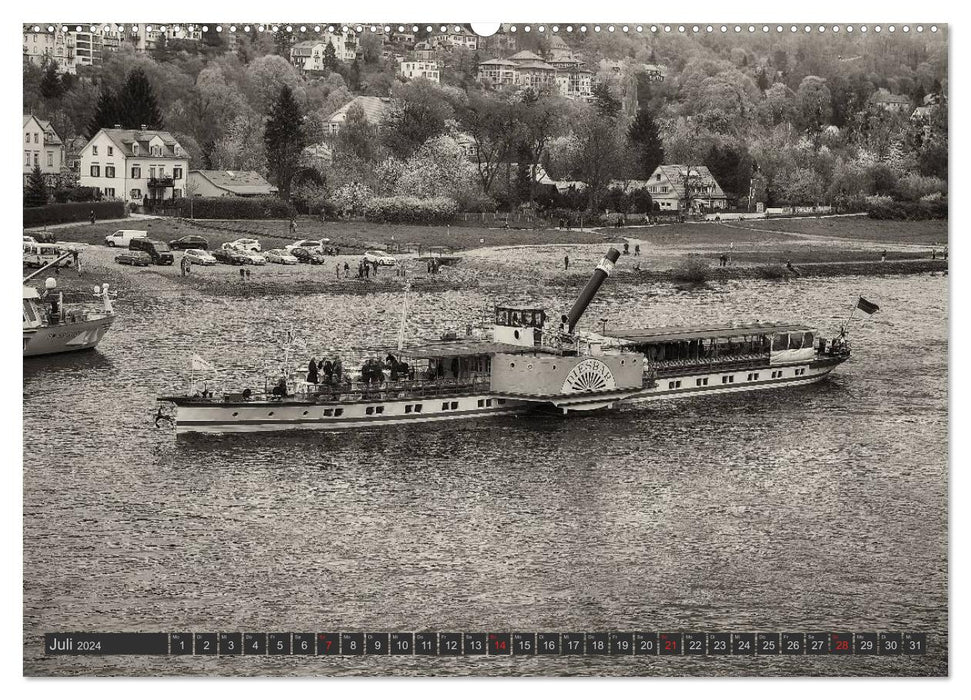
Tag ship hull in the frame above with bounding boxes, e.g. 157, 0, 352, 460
23, 316, 114, 357
162, 358, 849, 434
625, 356, 847, 404
165, 393, 534, 435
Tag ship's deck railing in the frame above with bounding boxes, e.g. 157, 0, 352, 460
651, 352, 770, 376
211, 374, 493, 404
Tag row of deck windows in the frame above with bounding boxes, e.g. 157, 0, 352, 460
660, 368, 805, 390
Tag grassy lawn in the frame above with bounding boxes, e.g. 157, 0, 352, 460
735, 217, 948, 245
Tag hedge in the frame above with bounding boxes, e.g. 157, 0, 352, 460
867, 198, 948, 220
364, 196, 459, 225
170, 196, 296, 220
23, 200, 127, 227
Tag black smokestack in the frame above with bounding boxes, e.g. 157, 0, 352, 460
564, 247, 621, 333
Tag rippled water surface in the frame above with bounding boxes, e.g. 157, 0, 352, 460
23, 273, 948, 676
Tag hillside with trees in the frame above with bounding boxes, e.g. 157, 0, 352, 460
23, 25, 947, 218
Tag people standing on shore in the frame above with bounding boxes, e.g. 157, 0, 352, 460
344, 262, 350, 277
881, 249, 887, 262
623, 242, 630, 255
719, 254, 728, 267
89, 210, 96, 224
564, 254, 570, 270
335, 264, 341, 280
289, 218, 297, 236
634, 244, 641, 256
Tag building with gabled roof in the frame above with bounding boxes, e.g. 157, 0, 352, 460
78, 127, 189, 203
871, 92, 912, 113
643, 165, 728, 212
430, 28, 478, 50
324, 96, 393, 136
478, 52, 592, 99
187, 170, 277, 197
23, 115, 65, 184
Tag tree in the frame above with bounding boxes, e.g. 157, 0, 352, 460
264, 84, 306, 200
87, 85, 119, 137
457, 91, 518, 195
39, 62, 63, 100
24, 165, 49, 207
592, 82, 622, 119
795, 76, 833, 143
513, 88, 565, 205
555, 103, 625, 212
323, 42, 339, 71
381, 81, 454, 159
334, 103, 382, 162
273, 27, 293, 57
755, 67, 770, 94
704, 143, 753, 202
627, 107, 665, 179
117, 68, 164, 129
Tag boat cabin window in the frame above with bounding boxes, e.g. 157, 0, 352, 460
23, 300, 38, 323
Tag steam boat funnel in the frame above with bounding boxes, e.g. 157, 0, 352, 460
564, 247, 621, 333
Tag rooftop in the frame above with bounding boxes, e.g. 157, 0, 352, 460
190, 170, 277, 195
94, 128, 184, 158
604, 321, 813, 344
327, 95, 393, 124
396, 339, 539, 359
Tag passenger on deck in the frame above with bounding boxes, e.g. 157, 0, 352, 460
307, 358, 319, 384
272, 376, 288, 397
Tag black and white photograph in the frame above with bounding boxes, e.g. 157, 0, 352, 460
18, 9, 952, 681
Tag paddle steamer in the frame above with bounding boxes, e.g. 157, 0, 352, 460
159, 247, 851, 435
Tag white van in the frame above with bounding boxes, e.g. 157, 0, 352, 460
105, 230, 148, 247
23, 242, 70, 268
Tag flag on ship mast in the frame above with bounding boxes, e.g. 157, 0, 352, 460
189, 354, 214, 372
856, 297, 880, 316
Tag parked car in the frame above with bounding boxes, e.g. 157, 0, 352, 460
364, 249, 397, 266
212, 247, 250, 265
23, 235, 36, 244
238, 250, 267, 265
115, 250, 152, 267
285, 238, 330, 252
169, 235, 209, 250
290, 247, 327, 265
129, 238, 175, 265
229, 238, 261, 252
105, 229, 148, 247
27, 231, 56, 243
183, 249, 217, 266
264, 249, 299, 265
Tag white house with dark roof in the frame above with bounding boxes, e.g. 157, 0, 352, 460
78, 127, 189, 203
643, 165, 728, 212
187, 170, 277, 197
23, 115, 65, 185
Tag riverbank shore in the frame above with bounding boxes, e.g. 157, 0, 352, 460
31, 216, 947, 299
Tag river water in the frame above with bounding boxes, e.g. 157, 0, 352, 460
23, 272, 948, 676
